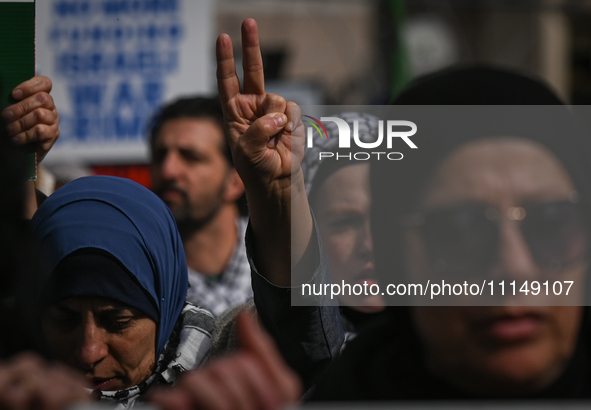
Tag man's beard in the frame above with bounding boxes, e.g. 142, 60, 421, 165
156, 185, 225, 237
174, 204, 222, 237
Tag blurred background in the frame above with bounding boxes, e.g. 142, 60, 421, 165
35, 0, 591, 190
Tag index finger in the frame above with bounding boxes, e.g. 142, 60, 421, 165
241, 18, 265, 96
12, 76, 52, 101
216, 33, 241, 104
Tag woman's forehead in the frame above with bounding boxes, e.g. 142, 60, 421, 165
316, 165, 370, 202
54, 296, 133, 312
420, 137, 575, 208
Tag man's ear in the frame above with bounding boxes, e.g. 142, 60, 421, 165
224, 168, 245, 203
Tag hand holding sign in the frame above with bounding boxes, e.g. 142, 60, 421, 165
2, 76, 59, 163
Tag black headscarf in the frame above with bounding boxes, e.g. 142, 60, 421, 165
371, 65, 591, 299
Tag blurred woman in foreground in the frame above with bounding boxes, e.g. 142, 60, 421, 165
311, 66, 591, 400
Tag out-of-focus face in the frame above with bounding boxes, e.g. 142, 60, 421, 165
313, 164, 385, 312
406, 138, 586, 396
150, 118, 242, 229
42, 296, 157, 391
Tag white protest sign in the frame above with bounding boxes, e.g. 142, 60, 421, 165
37, 0, 215, 164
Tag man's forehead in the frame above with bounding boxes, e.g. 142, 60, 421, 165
155, 117, 225, 151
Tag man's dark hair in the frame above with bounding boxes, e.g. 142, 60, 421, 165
148, 96, 233, 165
148, 96, 247, 216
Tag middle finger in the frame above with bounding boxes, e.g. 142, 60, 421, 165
6, 108, 57, 137
3, 92, 54, 122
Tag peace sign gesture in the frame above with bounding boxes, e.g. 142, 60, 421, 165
216, 18, 305, 194
216, 19, 312, 286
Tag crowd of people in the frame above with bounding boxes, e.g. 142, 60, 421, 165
1, 16, 591, 410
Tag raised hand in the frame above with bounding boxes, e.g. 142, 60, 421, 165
2, 76, 59, 162
216, 18, 305, 193
216, 19, 312, 286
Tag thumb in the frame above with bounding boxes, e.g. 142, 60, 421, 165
236, 312, 284, 366
239, 112, 287, 151
236, 311, 266, 353
236, 312, 303, 401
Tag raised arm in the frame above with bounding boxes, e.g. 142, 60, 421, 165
216, 19, 314, 287
215, 19, 343, 391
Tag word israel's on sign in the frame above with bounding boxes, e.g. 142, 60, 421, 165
305, 116, 418, 161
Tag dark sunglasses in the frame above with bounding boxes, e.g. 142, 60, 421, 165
405, 196, 589, 278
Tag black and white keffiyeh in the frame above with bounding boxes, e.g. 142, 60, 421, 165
92, 303, 215, 409
186, 217, 253, 317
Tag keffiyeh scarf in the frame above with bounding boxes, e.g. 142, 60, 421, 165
93, 303, 215, 409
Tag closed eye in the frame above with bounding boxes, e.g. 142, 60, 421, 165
45, 306, 81, 331
178, 148, 202, 163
